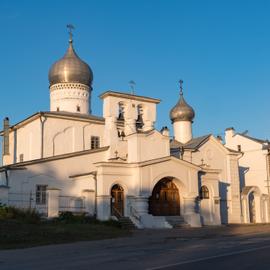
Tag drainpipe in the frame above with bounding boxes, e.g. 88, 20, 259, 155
39, 113, 47, 159
4, 168, 9, 186
3, 117, 10, 157
266, 150, 270, 221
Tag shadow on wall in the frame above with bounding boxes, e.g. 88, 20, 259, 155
239, 166, 249, 190
219, 182, 230, 224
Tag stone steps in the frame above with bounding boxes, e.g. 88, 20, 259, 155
119, 217, 137, 230
165, 216, 190, 228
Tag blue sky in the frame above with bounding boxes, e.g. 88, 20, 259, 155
0, 0, 269, 140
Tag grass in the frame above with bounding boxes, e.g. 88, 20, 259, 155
0, 219, 130, 249
0, 207, 130, 249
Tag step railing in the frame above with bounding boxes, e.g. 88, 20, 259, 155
130, 206, 141, 222
111, 206, 123, 219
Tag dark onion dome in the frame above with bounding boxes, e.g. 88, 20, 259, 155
170, 91, 195, 123
48, 40, 93, 87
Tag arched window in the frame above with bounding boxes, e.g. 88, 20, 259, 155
118, 102, 125, 120
136, 105, 144, 129
200, 186, 209, 199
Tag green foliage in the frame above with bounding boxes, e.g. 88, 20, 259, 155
0, 206, 127, 249
0, 216, 129, 249
56, 211, 94, 224
0, 204, 41, 224
56, 211, 121, 227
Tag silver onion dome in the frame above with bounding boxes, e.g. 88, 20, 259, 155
49, 38, 93, 87
170, 80, 195, 123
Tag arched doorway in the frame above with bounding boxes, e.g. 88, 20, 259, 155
149, 178, 180, 216
241, 186, 262, 224
249, 192, 256, 223
111, 184, 124, 218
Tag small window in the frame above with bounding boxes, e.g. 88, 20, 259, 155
19, 154, 24, 162
91, 136, 100, 149
200, 186, 209, 199
237, 145, 241, 152
36, 185, 47, 205
56, 107, 60, 112
76, 105, 81, 112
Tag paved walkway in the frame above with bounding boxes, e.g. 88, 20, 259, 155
1, 224, 270, 270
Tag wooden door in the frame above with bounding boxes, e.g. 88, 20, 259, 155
111, 184, 124, 217
149, 179, 180, 216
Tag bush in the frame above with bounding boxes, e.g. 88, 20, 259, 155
57, 211, 95, 224
0, 204, 41, 224
56, 212, 121, 227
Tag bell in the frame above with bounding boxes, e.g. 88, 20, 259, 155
136, 114, 144, 129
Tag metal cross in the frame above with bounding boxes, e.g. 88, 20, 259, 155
67, 24, 75, 42
129, 80, 136, 95
179, 79, 184, 95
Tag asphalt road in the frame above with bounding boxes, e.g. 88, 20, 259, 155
147, 245, 270, 270
1, 225, 270, 270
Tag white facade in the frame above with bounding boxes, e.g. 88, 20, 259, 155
173, 121, 193, 144
0, 38, 268, 228
50, 83, 91, 114
0, 89, 226, 228
225, 128, 270, 223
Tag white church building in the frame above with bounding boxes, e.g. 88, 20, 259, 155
0, 33, 269, 228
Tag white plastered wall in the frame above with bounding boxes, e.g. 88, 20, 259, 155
200, 171, 221, 225
6, 117, 105, 163
7, 150, 106, 211
95, 157, 201, 227
127, 130, 170, 163
188, 136, 241, 223
50, 83, 90, 114
225, 131, 269, 194
173, 121, 192, 144
8, 119, 42, 163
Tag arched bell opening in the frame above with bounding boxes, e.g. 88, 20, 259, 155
149, 178, 180, 216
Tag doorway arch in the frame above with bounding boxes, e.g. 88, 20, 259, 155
149, 178, 180, 216
241, 186, 262, 223
111, 184, 124, 218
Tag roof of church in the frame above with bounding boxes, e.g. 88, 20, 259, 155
0, 111, 105, 134
170, 134, 211, 150
43, 111, 104, 122
0, 146, 109, 171
48, 38, 93, 87
171, 134, 242, 154
237, 133, 269, 144
99, 90, 161, 104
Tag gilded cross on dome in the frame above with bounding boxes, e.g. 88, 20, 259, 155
67, 24, 75, 43
179, 79, 184, 96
